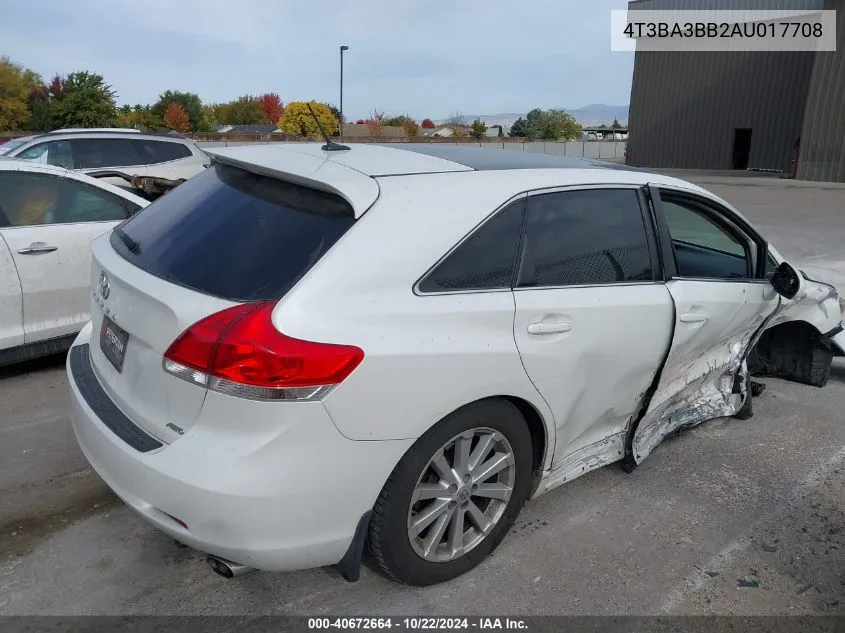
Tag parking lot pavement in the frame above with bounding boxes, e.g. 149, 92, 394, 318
1, 177, 844, 616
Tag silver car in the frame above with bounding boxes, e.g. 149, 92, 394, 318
0, 129, 210, 193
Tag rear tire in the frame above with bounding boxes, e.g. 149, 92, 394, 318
368, 399, 533, 586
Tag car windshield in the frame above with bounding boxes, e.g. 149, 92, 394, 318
0, 139, 31, 156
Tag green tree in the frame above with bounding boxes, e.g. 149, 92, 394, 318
152, 90, 209, 132
519, 108, 581, 141
116, 104, 162, 131
611, 118, 621, 129
470, 118, 487, 140
0, 57, 32, 130
278, 101, 339, 137
51, 71, 118, 128
324, 103, 343, 124
383, 114, 418, 136
215, 95, 266, 125
497, 125, 504, 138
508, 116, 528, 137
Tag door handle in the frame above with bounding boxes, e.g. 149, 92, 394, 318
17, 242, 58, 255
527, 321, 572, 335
679, 311, 709, 323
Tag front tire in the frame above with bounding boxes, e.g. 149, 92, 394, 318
368, 399, 534, 586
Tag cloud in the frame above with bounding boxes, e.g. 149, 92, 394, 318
0, 0, 633, 119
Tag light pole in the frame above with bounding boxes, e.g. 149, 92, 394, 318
340, 45, 349, 143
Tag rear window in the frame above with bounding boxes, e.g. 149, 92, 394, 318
132, 140, 193, 164
110, 161, 356, 301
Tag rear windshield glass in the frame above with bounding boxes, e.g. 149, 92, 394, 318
110, 161, 356, 301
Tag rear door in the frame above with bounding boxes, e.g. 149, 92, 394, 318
512, 186, 675, 484
0, 170, 132, 344
0, 232, 23, 351
630, 186, 779, 463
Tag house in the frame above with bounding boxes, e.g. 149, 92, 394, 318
215, 124, 280, 134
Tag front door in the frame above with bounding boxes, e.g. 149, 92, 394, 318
512, 187, 675, 484
0, 171, 130, 343
631, 187, 779, 463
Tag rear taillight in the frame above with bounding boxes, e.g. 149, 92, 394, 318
162, 302, 364, 401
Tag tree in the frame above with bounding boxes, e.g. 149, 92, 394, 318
324, 103, 344, 124
611, 118, 621, 129
508, 116, 528, 137
163, 102, 190, 132
214, 95, 266, 125
278, 101, 340, 137
445, 112, 465, 136
258, 92, 284, 124
516, 108, 582, 141
116, 104, 162, 132
402, 117, 419, 138
498, 125, 504, 138
366, 109, 384, 136
470, 118, 487, 140
0, 57, 32, 130
51, 71, 118, 128
23, 70, 52, 131
152, 90, 208, 132
383, 114, 418, 137
421, 118, 435, 129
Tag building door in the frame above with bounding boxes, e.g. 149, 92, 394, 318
732, 128, 753, 170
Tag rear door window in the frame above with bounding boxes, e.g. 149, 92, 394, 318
71, 138, 139, 169
132, 140, 192, 164
519, 188, 654, 287
110, 162, 356, 301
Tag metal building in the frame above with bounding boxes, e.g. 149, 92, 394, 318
627, 0, 845, 181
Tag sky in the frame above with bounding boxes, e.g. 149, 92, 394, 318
1, 0, 634, 121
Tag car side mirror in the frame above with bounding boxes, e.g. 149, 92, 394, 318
770, 261, 802, 300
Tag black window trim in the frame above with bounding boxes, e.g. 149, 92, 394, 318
514, 183, 662, 292
0, 171, 130, 228
414, 183, 665, 296
413, 193, 528, 296
652, 186, 770, 284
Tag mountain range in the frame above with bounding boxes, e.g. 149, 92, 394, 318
436, 104, 629, 128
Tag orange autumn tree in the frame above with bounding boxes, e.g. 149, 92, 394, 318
163, 101, 189, 132
258, 92, 284, 124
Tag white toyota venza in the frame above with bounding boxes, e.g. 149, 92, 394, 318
66, 143, 845, 586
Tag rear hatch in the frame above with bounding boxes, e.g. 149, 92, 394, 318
84, 159, 364, 444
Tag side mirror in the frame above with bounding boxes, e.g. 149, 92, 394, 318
770, 261, 803, 300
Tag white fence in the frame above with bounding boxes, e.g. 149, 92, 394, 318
197, 139, 627, 160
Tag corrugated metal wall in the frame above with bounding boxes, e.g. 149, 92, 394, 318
627, 0, 821, 172
796, 0, 845, 182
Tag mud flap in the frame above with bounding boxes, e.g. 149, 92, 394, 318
333, 511, 371, 582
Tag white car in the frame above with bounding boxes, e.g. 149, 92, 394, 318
0, 158, 149, 366
0, 129, 210, 192
66, 143, 845, 586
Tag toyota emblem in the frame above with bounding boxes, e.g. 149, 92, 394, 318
99, 271, 110, 300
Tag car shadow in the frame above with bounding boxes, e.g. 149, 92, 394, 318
0, 351, 68, 380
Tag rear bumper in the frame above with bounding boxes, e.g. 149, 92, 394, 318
66, 327, 413, 572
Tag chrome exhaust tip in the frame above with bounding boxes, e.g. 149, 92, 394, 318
206, 555, 254, 579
